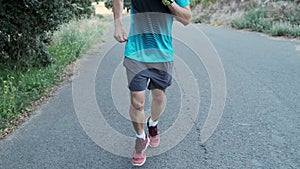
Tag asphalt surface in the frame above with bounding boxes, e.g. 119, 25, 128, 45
0, 23, 300, 169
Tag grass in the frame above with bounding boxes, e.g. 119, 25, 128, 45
0, 17, 105, 136
231, 6, 300, 38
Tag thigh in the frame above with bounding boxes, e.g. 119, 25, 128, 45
151, 88, 165, 102
123, 57, 149, 91
148, 62, 173, 90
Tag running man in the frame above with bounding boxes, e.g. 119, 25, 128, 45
113, 0, 191, 166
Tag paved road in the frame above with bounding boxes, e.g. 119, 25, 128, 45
0, 23, 299, 169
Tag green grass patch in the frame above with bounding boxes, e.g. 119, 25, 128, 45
0, 17, 105, 135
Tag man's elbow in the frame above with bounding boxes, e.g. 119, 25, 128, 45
183, 15, 192, 26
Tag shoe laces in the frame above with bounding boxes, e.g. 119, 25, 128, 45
148, 125, 158, 137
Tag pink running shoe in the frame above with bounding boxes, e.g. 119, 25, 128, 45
132, 136, 149, 166
147, 119, 160, 147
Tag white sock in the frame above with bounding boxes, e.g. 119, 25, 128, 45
149, 117, 158, 127
136, 131, 146, 139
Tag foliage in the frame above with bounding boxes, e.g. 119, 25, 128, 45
0, 17, 105, 134
200, 0, 216, 9
0, 76, 17, 120
231, 5, 300, 38
269, 22, 292, 36
283, 5, 300, 26
0, 0, 98, 68
190, 0, 201, 8
243, 7, 272, 32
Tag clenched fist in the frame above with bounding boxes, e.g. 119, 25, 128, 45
114, 25, 128, 43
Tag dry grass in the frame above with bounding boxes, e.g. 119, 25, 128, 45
92, 2, 112, 15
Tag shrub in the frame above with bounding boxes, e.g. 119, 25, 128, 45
0, 17, 105, 133
290, 25, 300, 37
201, 0, 216, 9
190, 0, 201, 8
231, 4, 300, 38
231, 8, 272, 32
230, 18, 248, 29
243, 7, 272, 32
0, 76, 17, 119
283, 4, 300, 26
269, 22, 291, 36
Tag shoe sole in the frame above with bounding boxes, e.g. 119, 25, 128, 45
132, 156, 147, 167
149, 144, 159, 148
149, 139, 160, 148
148, 134, 160, 148
132, 138, 150, 167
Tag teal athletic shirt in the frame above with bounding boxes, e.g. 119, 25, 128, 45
124, 0, 190, 62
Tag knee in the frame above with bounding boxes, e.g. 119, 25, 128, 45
130, 91, 145, 111
131, 100, 145, 111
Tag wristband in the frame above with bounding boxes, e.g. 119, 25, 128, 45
162, 0, 174, 6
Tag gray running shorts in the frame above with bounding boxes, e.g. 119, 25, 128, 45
123, 57, 174, 91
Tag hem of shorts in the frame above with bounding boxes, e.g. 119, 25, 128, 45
147, 85, 169, 91
128, 87, 169, 92
128, 87, 147, 92
124, 55, 174, 63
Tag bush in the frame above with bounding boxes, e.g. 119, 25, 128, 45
231, 5, 300, 38
0, 17, 105, 134
280, 4, 300, 26
290, 26, 300, 37
190, 0, 201, 8
201, 0, 216, 9
0, 0, 98, 68
0, 76, 17, 120
231, 8, 272, 32
243, 7, 272, 32
269, 22, 291, 36
230, 18, 247, 29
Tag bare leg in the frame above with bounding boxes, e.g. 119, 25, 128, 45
150, 89, 166, 122
129, 91, 146, 135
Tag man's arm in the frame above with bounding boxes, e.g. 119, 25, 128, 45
167, 2, 192, 26
113, 0, 128, 42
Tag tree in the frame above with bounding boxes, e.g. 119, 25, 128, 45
0, 0, 98, 68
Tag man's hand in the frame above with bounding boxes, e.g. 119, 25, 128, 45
113, 0, 128, 43
114, 24, 128, 43
165, 1, 192, 26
